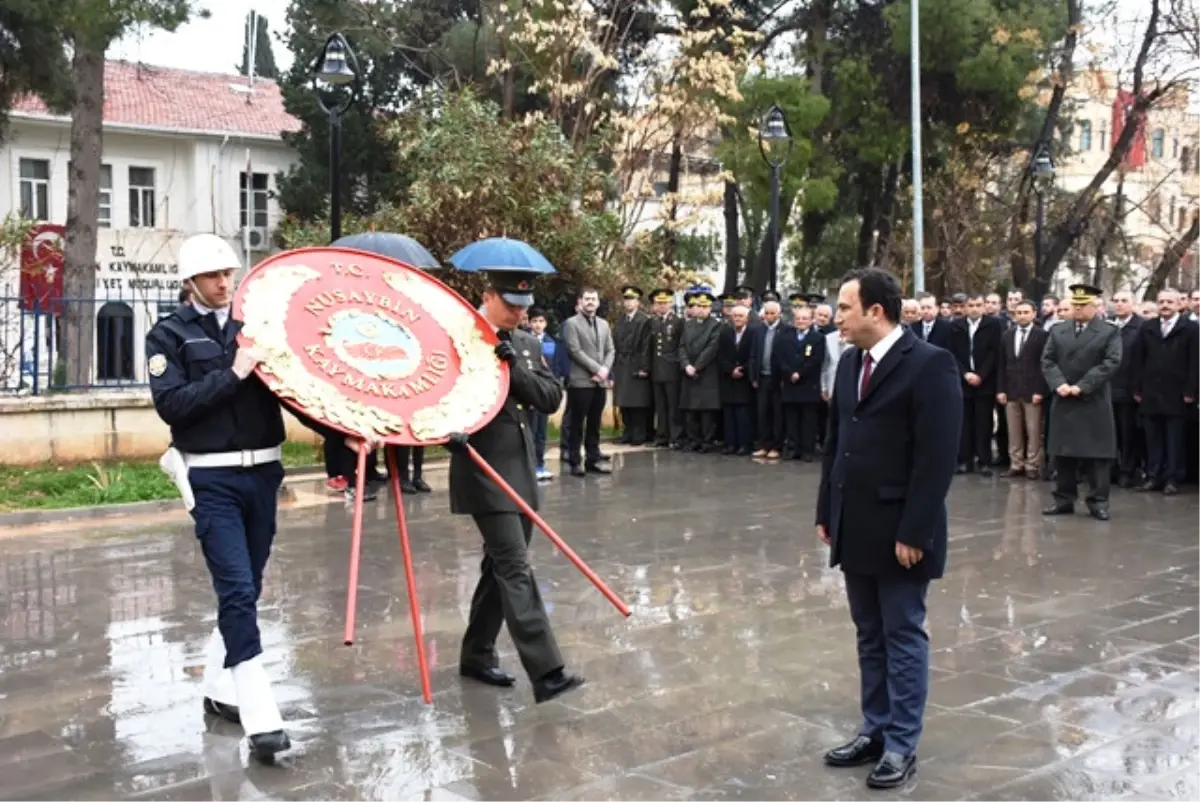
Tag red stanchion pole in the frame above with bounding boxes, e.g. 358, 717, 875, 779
465, 444, 631, 618
386, 447, 433, 704
343, 443, 369, 645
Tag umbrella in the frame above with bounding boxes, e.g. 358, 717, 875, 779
333, 232, 441, 270
447, 237, 556, 275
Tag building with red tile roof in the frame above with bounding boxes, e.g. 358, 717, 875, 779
11, 60, 301, 140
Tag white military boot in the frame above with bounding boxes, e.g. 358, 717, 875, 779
201, 628, 241, 724
231, 655, 290, 762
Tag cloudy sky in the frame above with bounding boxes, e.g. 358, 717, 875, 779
107, 0, 1180, 82
108, 1, 296, 76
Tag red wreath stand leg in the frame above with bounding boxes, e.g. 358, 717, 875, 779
341, 442, 631, 705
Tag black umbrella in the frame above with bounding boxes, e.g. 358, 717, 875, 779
333, 232, 441, 270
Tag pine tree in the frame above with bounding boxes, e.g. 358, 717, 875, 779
237, 11, 278, 80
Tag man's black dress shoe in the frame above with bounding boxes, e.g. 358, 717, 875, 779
1042, 503, 1074, 515
412, 477, 432, 493
823, 735, 884, 767
533, 670, 585, 703
459, 664, 516, 687
399, 479, 418, 494
1088, 507, 1110, 521
569, 465, 586, 477
866, 751, 916, 789
202, 696, 241, 725
585, 463, 612, 475
248, 730, 291, 763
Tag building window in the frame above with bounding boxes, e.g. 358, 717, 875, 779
96, 301, 135, 382
128, 167, 156, 228
18, 158, 50, 220
1099, 125, 1108, 151
239, 172, 269, 228
1078, 121, 1092, 152
1151, 129, 1165, 159
99, 165, 112, 228
1172, 135, 1179, 157
1180, 207, 1189, 231
1147, 193, 1162, 223
1169, 196, 1176, 225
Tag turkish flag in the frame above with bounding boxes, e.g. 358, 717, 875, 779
1111, 89, 1147, 170
19, 223, 66, 315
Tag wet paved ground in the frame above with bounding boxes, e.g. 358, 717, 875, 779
1, 450, 1197, 801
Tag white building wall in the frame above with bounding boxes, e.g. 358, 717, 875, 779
0, 119, 297, 390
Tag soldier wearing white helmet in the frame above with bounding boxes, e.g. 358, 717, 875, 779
146, 234, 337, 762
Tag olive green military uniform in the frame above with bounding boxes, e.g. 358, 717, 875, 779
451, 327, 566, 680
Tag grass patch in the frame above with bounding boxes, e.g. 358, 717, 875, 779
0, 423, 620, 513
0, 461, 181, 513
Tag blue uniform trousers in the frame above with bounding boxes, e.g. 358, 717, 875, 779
190, 463, 285, 667
844, 572, 930, 757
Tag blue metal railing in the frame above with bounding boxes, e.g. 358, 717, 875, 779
1, 284, 182, 395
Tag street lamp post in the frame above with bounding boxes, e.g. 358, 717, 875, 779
758, 105, 793, 293
313, 32, 362, 243
1031, 142, 1055, 294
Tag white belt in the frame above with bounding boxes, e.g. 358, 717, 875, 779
183, 447, 282, 469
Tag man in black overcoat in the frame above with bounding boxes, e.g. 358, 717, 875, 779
1132, 288, 1199, 495
717, 303, 756, 454
816, 268, 961, 789
1109, 290, 1145, 487
612, 285, 654, 444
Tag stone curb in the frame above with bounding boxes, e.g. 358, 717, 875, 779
0, 437, 632, 528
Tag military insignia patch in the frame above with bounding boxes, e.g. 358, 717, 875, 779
148, 354, 167, 377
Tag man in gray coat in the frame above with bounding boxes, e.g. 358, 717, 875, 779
446, 267, 584, 703
1040, 284, 1122, 521
562, 287, 615, 477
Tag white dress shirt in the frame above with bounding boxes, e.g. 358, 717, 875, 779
857, 324, 905, 399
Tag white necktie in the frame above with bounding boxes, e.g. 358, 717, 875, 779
1016, 327, 1026, 357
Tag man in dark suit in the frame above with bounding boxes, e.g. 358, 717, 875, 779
816, 268, 962, 789
948, 293, 1002, 475
717, 304, 756, 454
775, 303, 825, 460
446, 268, 584, 704
1132, 288, 1199, 495
749, 300, 785, 458
996, 300, 1048, 478
1041, 284, 1121, 520
1109, 291, 1144, 487
914, 293, 952, 349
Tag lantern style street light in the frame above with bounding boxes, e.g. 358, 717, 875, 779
1031, 142, 1055, 279
313, 32, 362, 242
757, 105, 793, 293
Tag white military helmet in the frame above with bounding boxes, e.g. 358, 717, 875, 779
178, 233, 241, 282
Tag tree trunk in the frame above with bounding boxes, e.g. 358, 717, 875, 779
873, 161, 901, 269
662, 131, 683, 266
1008, 0, 1081, 294
855, 165, 881, 268
63, 42, 105, 389
1092, 176, 1125, 288
1035, 0, 1164, 291
722, 179, 740, 294
1145, 216, 1199, 299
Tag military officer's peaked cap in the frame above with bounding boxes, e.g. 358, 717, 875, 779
787, 291, 806, 304
650, 287, 674, 303
485, 267, 542, 307
720, 293, 738, 306
621, 285, 644, 300
761, 289, 781, 303
686, 287, 715, 307
1068, 283, 1102, 304
734, 284, 755, 297
804, 292, 826, 305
